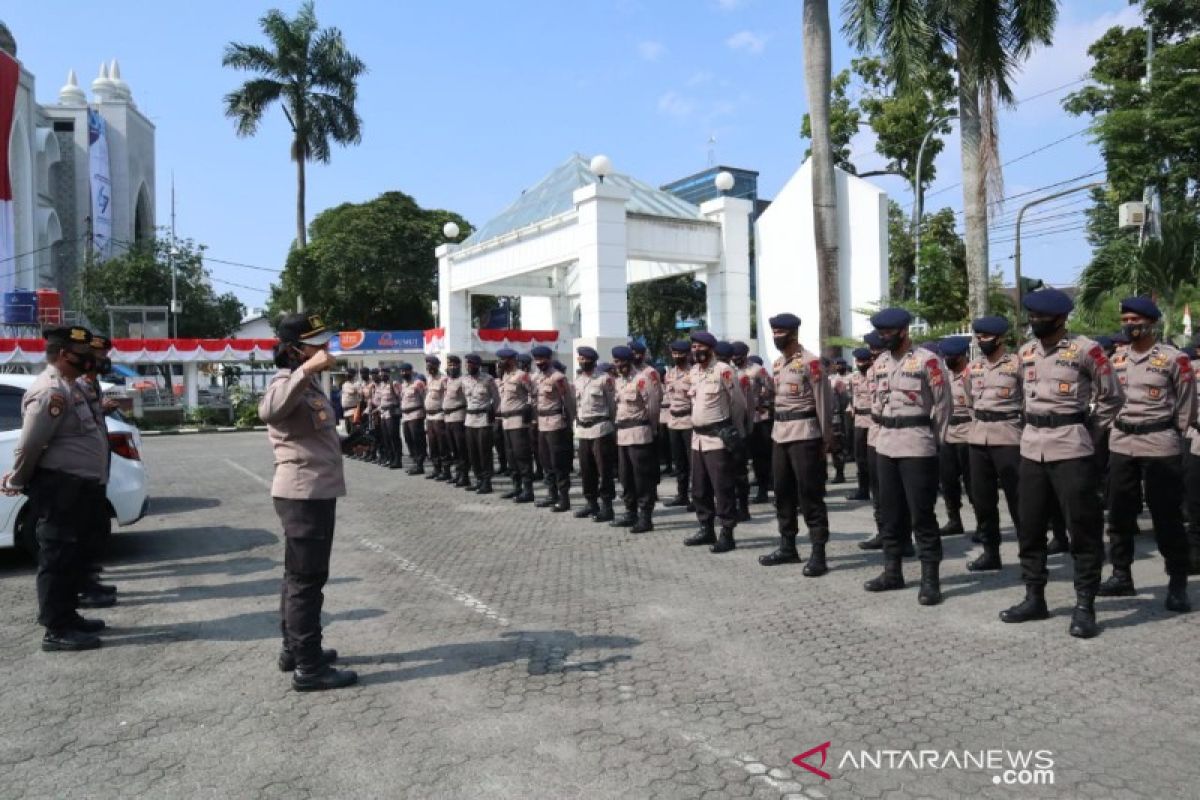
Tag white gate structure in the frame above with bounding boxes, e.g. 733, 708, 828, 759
435, 155, 753, 361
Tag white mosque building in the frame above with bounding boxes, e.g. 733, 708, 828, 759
2, 22, 155, 316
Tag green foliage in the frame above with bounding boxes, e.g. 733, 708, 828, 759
914, 208, 969, 326
627, 275, 707, 358
887, 200, 916, 300
800, 68, 861, 171
184, 407, 229, 427
266, 191, 472, 330
81, 234, 245, 337
228, 384, 263, 428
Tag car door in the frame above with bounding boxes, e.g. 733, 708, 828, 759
0, 384, 27, 548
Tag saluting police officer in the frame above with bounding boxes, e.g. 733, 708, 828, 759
532, 346, 576, 512
864, 308, 952, 605
573, 347, 618, 522
999, 289, 1123, 639
496, 348, 535, 501
683, 331, 747, 553
938, 337, 974, 537
662, 341, 695, 511
258, 314, 356, 691
848, 347, 874, 502
611, 346, 661, 532
462, 354, 500, 493
1095, 297, 1193, 612
3, 327, 110, 651
441, 355, 470, 486
424, 356, 451, 481
760, 313, 834, 575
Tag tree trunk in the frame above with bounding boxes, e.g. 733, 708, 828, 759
295, 139, 307, 313
803, 0, 841, 356
957, 61, 989, 319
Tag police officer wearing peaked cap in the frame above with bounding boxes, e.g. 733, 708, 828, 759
258, 313, 357, 691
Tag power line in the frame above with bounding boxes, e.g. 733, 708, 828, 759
211, 276, 271, 294
992, 222, 1089, 246
1014, 76, 1089, 105
203, 256, 282, 273
922, 127, 1092, 202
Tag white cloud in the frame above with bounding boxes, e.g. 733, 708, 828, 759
637, 40, 666, 61
726, 30, 767, 55
657, 91, 696, 118
1012, 4, 1143, 105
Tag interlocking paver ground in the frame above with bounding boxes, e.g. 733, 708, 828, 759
0, 433, 1195, 798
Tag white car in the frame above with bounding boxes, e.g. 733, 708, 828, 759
0, 373, 149, 555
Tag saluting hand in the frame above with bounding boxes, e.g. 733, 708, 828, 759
302, 349, 337, 376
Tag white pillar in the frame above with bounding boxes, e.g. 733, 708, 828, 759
183, 362, 199, 409
699, 196, 753, 342
437, 244, 471, 357
572, 181, 631, 359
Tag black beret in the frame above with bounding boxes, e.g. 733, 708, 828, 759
530, 345, 554, 358
939, 336, 970, 357
863, 331, 883, 349
834, 358, 847, 366
611, 346, 634, 360
714, 341, 734, 358
398, 362, 413, 370
516, 353, 532, 364
446, 354, 462, 364
972, 315, 1010, 336
597, 361, 612, 372
747, 355, 763, 365
852, 348, 871, 360
629, 341, 647, 353
424, 355, 440, 365
731, 341, 750, 357
668, 340, 690, 353
690, 331, 717, 347
495, 347, 517, 359
464, 353, 482, 364
1022, 288, 1073, 316
552, 360, 565, 371
44, 325, 92, 345
276, 313, 334, 345
870, 307, 912, 329
1120, 296, 1161, 320
576, 346, 598, 360
1094, 335, 1113, 350
768, 312, 801, 330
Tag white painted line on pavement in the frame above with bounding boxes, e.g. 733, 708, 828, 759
224, 459, 272, 488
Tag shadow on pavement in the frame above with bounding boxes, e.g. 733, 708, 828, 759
109, 526, 279, 565
145, 496, 223, 515
109, 555, 281, 582
112, 575, 360, 606
343, 629, 640, 685
99, 606, 386, 648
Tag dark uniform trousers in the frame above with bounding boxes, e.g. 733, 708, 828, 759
658, 423, 673, 470
447, 421, 468, 476
402, 419, 427, 462
529, 427, 542, 479
1017, 456, 1104, 592
465, 417, 494, 481
504, 426, 534, 486
30, 471, 106, 630
691, 448, 737, 529
1186, 451, 1200, 562
1107, 453, 1190, 575
772, 439, 829, 541
939, 442, 972, 512
381, 414, 399, 463
853, 428, 871, 497
425, 419, 447, 468
274, 497, 336, 672
617, 442, 658, 514
750, 421, 772, 494
868, 446, 882, 527
578, 434, 617, 503
877, 455, 941, 562
667, 427, 692, 498
969, 445, 1021, 548
493, 420, 507, 472
538, 427, 573, 499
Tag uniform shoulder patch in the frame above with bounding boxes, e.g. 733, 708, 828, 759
648, 371, 659, 383
637, 379, 645, 391
48, 394, 66, 417
739, 374, 750, 388
926, 358, 944, 387
1178, 355, 1193, 376
808, 359, 821, 378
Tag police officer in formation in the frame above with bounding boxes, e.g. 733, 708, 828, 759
423, 356, 452, 481
716, 341, 754, 522
847, 347, 874, 502
532, 345, 575, 512
462, 353, 499, 493
441, 355, 471, 487
496, 348, 535, 501
610, 345, 660, 532
397, 363, 427, 475
339, 368, 363, 437
573, 346, 618, 522
662, 341, 695, 511
938, 336, 974, 537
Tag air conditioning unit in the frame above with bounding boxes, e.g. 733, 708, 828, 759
1118, 201, 1147, 229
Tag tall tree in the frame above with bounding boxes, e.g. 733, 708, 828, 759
222, 1, 366, 257
627, 275, 708, 358
843, 0, 1058, 318
804, 0, 842, 354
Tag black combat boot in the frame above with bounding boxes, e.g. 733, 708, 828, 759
454, 470, 470, 488
735, 492, 751, 522
758, 535, 802, 566
551, 495, 571, 513
278, 647, 338, 672
500, 478, 521, 500
1165, 575, 1191, 613
442, 464, 455, 481
67, 614, 106, 633
663, 493, 689, 508
610, 508, 636, 528
863, 559, 904, 592
630, 509, 654, 534
709, 527, 736, 554
939, 508, 965, 536
1047, 529, 1069, 555
683, 524, 716, 547
1068, 591, 1100, 639
475, 477, 493, 495
407, 459, 425, 476
515, 479, 535, 504
967, 543, 1002, 572
1188, 530, 1200, 576
917, 561, 942, 606
999, 585, 1050, 623
831, 467, 845, 484
292, 665, 358, 692
593, 498, 615, 523
535, 484, 560, 508
847, 489, 870, 502
574, 501, 599, 519
858, 533, 883, 550
803, 541, 829, 577
1096, 568, 1136, 597
41, 629, 101, 652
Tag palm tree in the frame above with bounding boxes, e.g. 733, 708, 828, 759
223, 1, 366, 253
842, 0, 1057, 318
804, 0, 842, 355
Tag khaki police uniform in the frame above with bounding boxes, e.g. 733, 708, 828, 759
966, 350, 1025, 554
424, 371, 450, 478
614, 368, 661, 522
850, 369, 873, 498
399, 377, 428, 470
688, 361, 747, 533
442, 369, 469, 484
534, 367, 576, 508
574, 369, 617, 512
663, 365, 694, 503
744, 361, 774, 501
770, 347, 833, 554
376, 378, 400, 467
462, 369, 499, 485
939, 363, 974, 524
498, 368, 535, 494
340, 378, 363, 435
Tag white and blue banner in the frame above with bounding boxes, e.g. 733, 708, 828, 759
88, 108, 112, 261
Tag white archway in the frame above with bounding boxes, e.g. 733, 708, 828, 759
35, 206, 62, 286
35, 126, 60, 191
134, 181, 153, 244
7, 114, 35, 291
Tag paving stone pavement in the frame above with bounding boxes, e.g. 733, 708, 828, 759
0, 432, 1196, 799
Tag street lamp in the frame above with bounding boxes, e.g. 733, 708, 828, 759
168, 245, 181, 338
1012, 181, 1105, 321
443, 221, 460, 240
589, 154, 612, 183
714, 171, 735, 194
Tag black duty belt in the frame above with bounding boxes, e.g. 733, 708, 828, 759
854, 407, 871, 414
1024, 412, 1087, 429
466, 408, 489, 415
1114, 418, 1174, 435
401, 406, 424, 413
774, 409, 817, 422
616, 420, 649, 430
537, 408, 565, 417
442, 404, 465, 413
950, 415, 972, 425
880, 415, 931, 429
975, 409, 1021, 423
871, 413, 883, 424
670, 409, 692, 417
693, 419, 732, 436
577, 417, 610, 428
498, 409, 525, 418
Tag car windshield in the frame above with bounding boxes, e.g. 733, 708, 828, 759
0, 385, 24, 431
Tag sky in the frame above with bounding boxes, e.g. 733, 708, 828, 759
7, 0, 1144, 314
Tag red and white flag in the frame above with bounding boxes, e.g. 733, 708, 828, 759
0, 51, 19, 290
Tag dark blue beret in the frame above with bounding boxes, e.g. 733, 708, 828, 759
1120, 296, 1161, 320
747, 355, 763, 365
714, 341, 734, 358
972, 315, 1010, 336
611, 345, 634, 360
1094, 335, 1113, 350
516, 352, 532, 364
852, 348, 871, 360
1022, 288, 1073, 316
398, 362, 412, 370
464, 353, 482, 364
530, 345, 553, 358
628, 340, 647, 353
834, 357, 847, 366
870, 307, 912, 329
731, 341, 750, 357
424, 355, 440, 365
576, 346, 598, 360
939, 337, 970, 357
597, 361, 612, 371
669, 340, 690, 353
768, 312, 801, 330
495, 348, 517, 359
863, 331, 883, 349
552, 360, 565, 371
690, 331, 717, 347
446, 354, 462, 363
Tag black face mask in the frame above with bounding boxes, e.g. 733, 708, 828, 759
877, 332, 902, 352
1029, 318, 1061, 339
579, 360, 595, 373
857, 363, 869, 374
693, 349, 711, 364
1122, 323, 1148, 341
946, 357, 966, 372
536, 360, 551, 372
978, 339, 1001, 356
447, 366, 461, 378
672, 355, 688, 366
467, 364, 480, 376
772, 335, 792, 350
98, 357, 113, 374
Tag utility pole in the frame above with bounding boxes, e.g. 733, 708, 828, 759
170, 173, 179, 338
911, 113, 957, 301
1013, 181, 1104, 322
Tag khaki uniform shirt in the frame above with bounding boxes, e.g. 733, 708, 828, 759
340, 380, 362, 419
498, 369, 533, 431
259, 367, 346, 500
614, 370, 660, 446
535, 368, 575, 432
424, 373, 448, 421
874, 346, 952, 459
399, 378, 427, 422
850, 371, 873, 430
945, 366, 973, 445
10, 365, 109, 488
78, 376, 112, 485
462, 371, 499, 429
442, 374, 467, 423
867, 359, 884, 448
574, 371, 615, 439
664, 365, 694, 431
688, 362, 747, 451
1018, 334, 1122, 463
967, 352, 1024, 447
746, 362, 774, 424
376, 380, 397, 419
1109, 343, 1195, 458
771, 348, 832, 445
